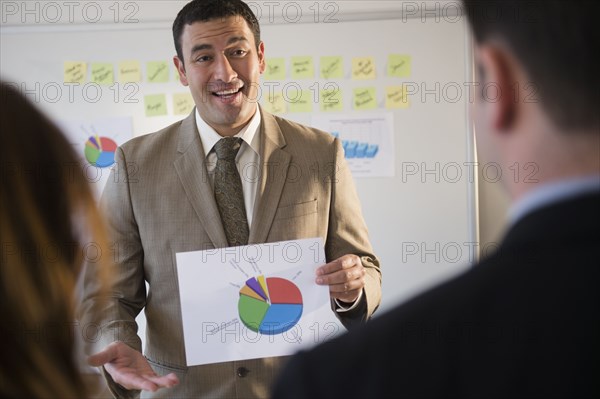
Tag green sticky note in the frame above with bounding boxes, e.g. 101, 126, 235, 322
352, 57, 376, 80
291, 56, 314, 79
147, 61, 170, 83
262, 91, 287, 114
91, 63, 114, 85
145, 94, 168, 117
118, 60, 141, 83
173, 92, 195, 115
288, 90, 313, 113
320, 88, 343, 112
264, 58, 286, 80
386, 85, 410, 109
388, 54, 411, 78
64, 61, 87, 83
320, 56, 344, 79
353, 87, 377, 110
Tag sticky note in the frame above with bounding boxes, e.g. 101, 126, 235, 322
320, 56, 344, 79
91, 63, 114, 85
262, 91, 286, 114
147, 61, 170, 83
353, 87, 377, 110
352, 57, 376, 80
320, 87, 343, 112
145, 94, 168, 117
388, 54, 411, 78
264, 58, 286, 80
385, 86, 410, 109
173, 92, 195, 115
64, 61, 87, 83
291, 56, 314, 79
118, 60, 141, 83
287, 90, 313, 113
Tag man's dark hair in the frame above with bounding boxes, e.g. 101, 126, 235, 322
173, 0, 261, 66
463, 0, 599, 132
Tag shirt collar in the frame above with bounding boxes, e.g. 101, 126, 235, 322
195, 107, 261, 158
508, 175, 600, 225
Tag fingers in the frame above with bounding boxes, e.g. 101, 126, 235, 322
316, 254, 358, 277
87, 344, 118, 367
315, 254, 366, 302
147, 373, 180, 388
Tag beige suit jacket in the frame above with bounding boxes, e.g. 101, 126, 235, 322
81, 109, 381, 399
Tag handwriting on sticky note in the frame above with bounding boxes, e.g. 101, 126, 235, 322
291, 56, 314, 79
320, 88, 343, 112
262, 92, 286, 114
288, 90, 313, 113
388, 54, 411, 78
119, 60, 141, 83
173, 93, 195, 115
352, 57, 376, 80
91, 63, 114, 85
264, 58, 286, 80
64, 62, 87, 83
385, 86, 410, 109
147, 61, 170, 83
353, 87, 377, 110
320, 56, 344, 79
145, 94, 168, 117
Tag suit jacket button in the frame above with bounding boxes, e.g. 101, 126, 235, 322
236, 366, 249, 378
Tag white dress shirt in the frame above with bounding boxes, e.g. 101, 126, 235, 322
195, 108, 261, 227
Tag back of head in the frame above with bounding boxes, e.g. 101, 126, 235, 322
0, 82, 109, 398
463, 0, 600, 133
173, 0, 261, 63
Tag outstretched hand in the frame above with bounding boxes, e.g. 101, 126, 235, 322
88, 341, 179, 392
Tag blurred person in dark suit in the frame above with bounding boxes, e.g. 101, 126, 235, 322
272, 1, 599, 398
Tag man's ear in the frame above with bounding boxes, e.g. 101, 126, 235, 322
174, 56, 189, 86
477, 45, 518, 132
257, 41, 266, 74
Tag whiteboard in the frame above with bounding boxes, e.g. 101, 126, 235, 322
0, 12, 476, 315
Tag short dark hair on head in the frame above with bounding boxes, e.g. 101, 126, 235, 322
173, 0, 261, 65
463, 0, 600, 132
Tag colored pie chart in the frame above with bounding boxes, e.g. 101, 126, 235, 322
84, 135, 117, 168
238, 275, 303, 335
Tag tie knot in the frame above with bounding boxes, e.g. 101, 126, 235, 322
214, 137, 242, 160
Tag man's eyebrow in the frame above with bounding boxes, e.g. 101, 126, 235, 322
190, 43, 213, 54
227, 36, 249, 45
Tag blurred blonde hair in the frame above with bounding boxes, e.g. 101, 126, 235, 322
0, 82, 112, 398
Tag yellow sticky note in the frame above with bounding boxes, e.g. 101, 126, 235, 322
388, 54, 411, 78
386, 86, 410, 109
288, 90, 313, 113
320, 56, 344, 79
353, 87, 378, 110
173, 93, 195, 115
320, 87, 343, 112
264, 58, 286, 80
262, 91, 287, 114
118, 60, 141, 83
147, 61, 170, 83
291, 56, 314, 79
145, 94, 168, 117
91, 63, 114, 85
352, 57, 376, 80
64, 61, 87, 83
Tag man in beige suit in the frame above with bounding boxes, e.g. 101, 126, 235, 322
81, 1, 381, 398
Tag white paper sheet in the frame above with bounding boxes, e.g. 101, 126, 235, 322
176, 238, 342, 366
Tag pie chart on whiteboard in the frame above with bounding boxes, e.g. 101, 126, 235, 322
238, 275, 303, 335
84, 135, 117, 168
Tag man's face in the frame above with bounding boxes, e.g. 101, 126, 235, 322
175, 16, 265, 135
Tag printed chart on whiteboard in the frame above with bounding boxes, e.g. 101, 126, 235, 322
311, 113, 395, 177
59, 117, 133, 198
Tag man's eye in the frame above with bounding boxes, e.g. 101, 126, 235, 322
196, 55, 212, 62
230, 49, 247, 57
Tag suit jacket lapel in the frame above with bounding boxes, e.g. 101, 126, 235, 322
173, 110, 228, 248
249, 109, 291, 244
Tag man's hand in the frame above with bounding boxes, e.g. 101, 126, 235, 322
315, 254, 366, 303
87, 341, 179, 392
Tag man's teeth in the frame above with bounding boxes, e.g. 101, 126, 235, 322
215, 88, 240, 96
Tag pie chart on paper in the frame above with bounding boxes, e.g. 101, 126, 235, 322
84, 135, 118, 168
238, 275, 303, 335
